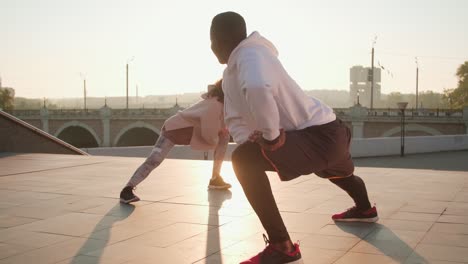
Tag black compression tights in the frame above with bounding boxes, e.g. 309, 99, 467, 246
329, 175, 372, 210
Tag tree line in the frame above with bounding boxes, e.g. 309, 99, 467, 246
444, 61, 468, 109
2, 61, 467, 111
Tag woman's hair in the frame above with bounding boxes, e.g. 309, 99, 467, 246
207, 79, 224, 103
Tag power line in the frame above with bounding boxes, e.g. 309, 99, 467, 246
378, 51, 467, 61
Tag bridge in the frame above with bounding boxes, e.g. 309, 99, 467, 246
6, 106, 181, 148
6, 105, 468, 148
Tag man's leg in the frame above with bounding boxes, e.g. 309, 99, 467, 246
323, 121, 376, 220
329, 174, 377, 222
231, 142, 291, 245
329, 175, 371, 211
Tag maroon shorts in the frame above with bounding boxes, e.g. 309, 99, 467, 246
163, 127, 194, 145
262, 119, 354, 181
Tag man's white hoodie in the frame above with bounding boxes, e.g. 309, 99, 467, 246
222, 31, 336, 144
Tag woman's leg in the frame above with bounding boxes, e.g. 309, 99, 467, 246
125, 133, 175, 188
211, 132, 230, 179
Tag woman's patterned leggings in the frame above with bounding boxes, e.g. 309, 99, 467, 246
125, 131, 229, 187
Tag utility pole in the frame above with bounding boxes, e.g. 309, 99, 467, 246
83, 79, 87, 111
370, 47, 374, 110
125, 57, 135, 110
370, 36, 377, 110
126, 57, 135, 110
415, 57, 419, 110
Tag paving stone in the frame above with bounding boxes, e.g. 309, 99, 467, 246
0, 152, 467, 264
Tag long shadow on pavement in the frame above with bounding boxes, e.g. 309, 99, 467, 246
205, 189, 232, 264
354, 150, 468, 172
336, 222, 426, 263
71, 203, 135, 263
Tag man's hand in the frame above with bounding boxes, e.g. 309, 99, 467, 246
248, 130, 263, 142
248, 129, 286, 151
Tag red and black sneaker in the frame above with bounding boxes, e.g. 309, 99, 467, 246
240, 234, 303, 264
332, 206, 379, 222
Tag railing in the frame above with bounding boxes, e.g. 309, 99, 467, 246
8, 107, 464, 120
7, 107, 180, 118
365, 108, 463, 118
7, 109, 101, 117
7, 109, 42, 117
111, 108, 178, 117
334, 108, 464, 119
333, 108, 351, 116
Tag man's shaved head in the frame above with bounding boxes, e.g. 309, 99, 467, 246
211, 12, 247, 42
210, 12, 247, 64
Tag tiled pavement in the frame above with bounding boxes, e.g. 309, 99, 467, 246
0, 151, 468, 264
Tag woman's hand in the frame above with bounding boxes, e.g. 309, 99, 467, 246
218, 128, 229, 137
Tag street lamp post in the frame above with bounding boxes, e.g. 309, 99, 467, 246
397, 102, 408, 157
83, 79, 87, 111
80, 73, 87, 111
126, 63, 129, 109
415, 57, 419, 111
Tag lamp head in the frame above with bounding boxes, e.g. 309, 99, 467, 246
397, 102, 408, 110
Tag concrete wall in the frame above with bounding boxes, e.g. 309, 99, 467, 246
351, 135, 468, 157
363, 121, 465, 138
83, 134, 468, 160
0, 111, 87, 155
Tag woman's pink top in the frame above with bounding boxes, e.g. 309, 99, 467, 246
163, 97, 224, 150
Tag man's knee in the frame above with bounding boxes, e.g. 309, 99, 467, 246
329, 174, 355, 184
232, 142, 259, 161
232, 142, 261, 173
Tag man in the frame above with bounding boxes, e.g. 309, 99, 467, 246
210, 11, 378, 264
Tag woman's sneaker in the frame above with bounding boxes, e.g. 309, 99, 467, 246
208, 177, 232, 189
332, 206, 379, 222
240, 234, 303, 264
120, 186, 140, 204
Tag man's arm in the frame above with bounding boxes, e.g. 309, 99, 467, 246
238, 48, 281, 141
225, 115, 251, 144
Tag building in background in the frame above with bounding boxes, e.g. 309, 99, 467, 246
349, 66, 381, 107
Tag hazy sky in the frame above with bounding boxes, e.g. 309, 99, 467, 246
1, 0, 467, 99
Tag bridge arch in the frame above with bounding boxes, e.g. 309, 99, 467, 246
381, 124, 442, 137
54, 121, 101, 148
114, 121, 161, 147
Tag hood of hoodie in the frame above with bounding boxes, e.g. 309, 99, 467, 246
227, 31, 279, 67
